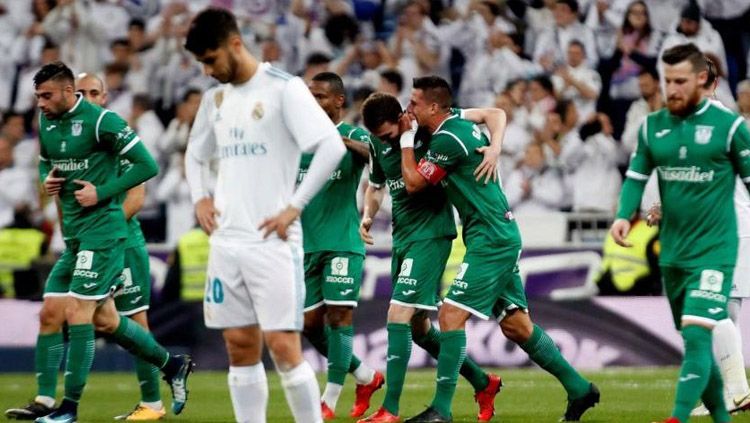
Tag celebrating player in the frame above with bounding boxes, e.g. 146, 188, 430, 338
611, 43, 750, 423
183, 8, 346, 423
300, 71, 384, 420
5, 62, 193, 423
358, 92, 509, 423
396, 76, 598, 423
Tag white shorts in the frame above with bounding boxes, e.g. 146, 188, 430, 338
733, 237, 750, 298
204, 239, 305, 331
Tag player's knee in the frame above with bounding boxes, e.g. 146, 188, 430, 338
39, 304, 65, 332
92, 312, 119, 333
500, 317, 532, 343
438, 305, 467, 331
409, 312, 431, 338
326, 306, 353, 328
266, 333, 303, 369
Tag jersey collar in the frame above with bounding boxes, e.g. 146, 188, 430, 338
432, 114, 457, 134
62, 93, 84, 118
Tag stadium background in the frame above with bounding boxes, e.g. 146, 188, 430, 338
1, 0, 750, 421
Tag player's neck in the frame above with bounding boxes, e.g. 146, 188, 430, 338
232, 51, 259, 85
427, 112, 451, 134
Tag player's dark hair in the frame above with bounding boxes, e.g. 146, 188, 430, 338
380, 69, 403, 92
41, 38, 58, 51
306, 52, 332, 66
704, 56, 717, 89
555, 99, 574, 122
638, 66, 659, 80
184, 8, 240, 56
412, 76, 452, 110
353, 86, 375, 103
531, 75, 554, 95
111, 38, 131, 50
661, 43, 707, 73
182, 88, 203, 103
568, 39, 585, 52
128, 18, 146, 31
556, 0, 579, 13
132, 93, 153, 111
312, 72, 346, 96
361, 93, 402, 133
33, 61, 74, 88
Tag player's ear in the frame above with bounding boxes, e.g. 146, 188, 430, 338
696, 69, 708, 87
228, 34, 243, 53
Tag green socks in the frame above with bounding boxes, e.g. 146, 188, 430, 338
63, 324, 95, 403
135, 357, 161, 403
414, 325, 489, 392
383, 323, 412, 415
521, 324, 589, 399
701, 363, 730, 422
35, 332, 65, 399
305, 326, 363, 373
327, 325, 354, 385
672, 325, 725, 422
430, 330, 466, 418
111, 317, 169, 369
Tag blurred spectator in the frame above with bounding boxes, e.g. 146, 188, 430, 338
705, 53, 737, 110
563, 113, 623, 212
390, 1, 441, 84
643, 0, 689, 34
697, 0, 750, 89
622, 67, 663, 154
104, 62, 132, 118
301, 52, 332, 83
504, 78, 530, 130
159, 88, 201, 157
660, 1, 727, 79
130, 93, 164, 163
343, 86, 374, 126
534, 0, 598, 69
526, 75, 557, 131
738, 79, 750, 125
495, 91, 531, 183
552, 40, 602, 125
505, 142, 566, 213
539, 99, 580, 173
378, 69, 406, 106
156, 152, 194, 247
13, 41, 60, 115
334, 40, 395, 92
524, 0, 556, 53
0, 137, 37, 229
596, 217, 661, 295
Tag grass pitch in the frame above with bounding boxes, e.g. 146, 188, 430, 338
2, 368, 750, 422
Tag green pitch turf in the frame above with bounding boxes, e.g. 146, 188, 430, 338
2, 368, 749, 422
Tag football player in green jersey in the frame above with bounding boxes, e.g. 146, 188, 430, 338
612, 43, 750, 423
5, 63, 192, 423
398, 76, 597, 423
299, 72, 384, 420
358, 93, 507, 423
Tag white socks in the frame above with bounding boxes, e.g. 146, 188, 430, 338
352, 363, 376, 385
713, 318, 750, 405
279, 361, 322, 423
34, 396, 55, 408
228, 364, 268, 423
321, 383, 343, 410
140, 400, 163, 411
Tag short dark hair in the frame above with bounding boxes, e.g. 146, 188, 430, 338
555, 99, 574, 121
661, 43, 707, 73
361, 93, 402, 133
132, 93, 153, 111
312, 72, 345, 96
568, 39, 585, 52
104, 62, 129, 76
182, 88, 202, 103
531, 75, 554, 94
33, 61, 74, 88
128, 18, 145, 31
704, 56, 717, 88
380, 69, 403, 92
111, 38, 130, 50
412, 76, 452, 110
638, 66, 659, 80
556, 0, 579, 13
184, 8, 240, 56
306, 52, 332, 67
353, 86, 374, 103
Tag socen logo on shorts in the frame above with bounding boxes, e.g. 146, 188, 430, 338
331, 257, 349, 276
76, 250, 94, 270
74, 270, 99, 279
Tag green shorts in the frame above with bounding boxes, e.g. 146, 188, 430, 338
444, 243, 527, 321
113, 244, 151, 316
44, 238, 126, 300
662, 265, 733, 329
303, 251, 364, 311
390, 238, 452, 310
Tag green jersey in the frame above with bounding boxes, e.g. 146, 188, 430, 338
298, 122, 367, 255
38, 95, 159, 242
119, 158, 147, 249
617, 99, 750, 267
369, 132, 456, 247
418, 115, 521, 249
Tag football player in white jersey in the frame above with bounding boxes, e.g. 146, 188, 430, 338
648, 58, 750, 416
183, 8, 346, 423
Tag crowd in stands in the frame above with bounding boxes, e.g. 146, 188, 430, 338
1, 0, 750, 247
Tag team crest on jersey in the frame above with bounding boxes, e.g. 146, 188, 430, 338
694, 125, 713, 144
252, 102, 264, 120
71, 120, 83, 137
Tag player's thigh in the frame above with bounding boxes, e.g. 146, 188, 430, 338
681, 266, 733, 327
114, 245, 151, 317
43, 246, 77, 298
321, 251, 364, 308
204, 243, 258, 329
303, 252, 325, 313
493, 267, 530, 323
240, 240, 305, 332
390, 238, 452, 311
69, 238, 126, 301
731, 236, 750, 299
444, 244, 520, 321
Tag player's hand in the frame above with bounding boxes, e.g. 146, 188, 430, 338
73, 180, 98, 207
44, 167, 66, 196
610, 218, 633, 247
646, 202, 662, 227
259, 205, 301, 240
474, 145, 500, 184
195, 197, 220, 235
360, 216, 374, 245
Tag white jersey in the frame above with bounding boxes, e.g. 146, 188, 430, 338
186, 62, 343, 246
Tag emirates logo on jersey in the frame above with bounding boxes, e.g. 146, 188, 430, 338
252, 102, 264, 120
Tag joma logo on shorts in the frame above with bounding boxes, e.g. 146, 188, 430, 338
73, 270, 99, 279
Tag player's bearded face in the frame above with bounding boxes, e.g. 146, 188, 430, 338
36, 80, 73, 119
665, 61, 706, 116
